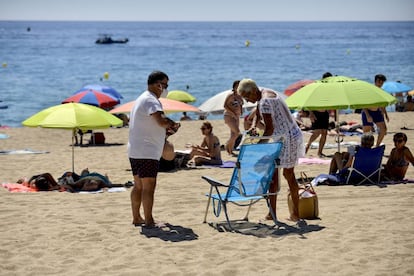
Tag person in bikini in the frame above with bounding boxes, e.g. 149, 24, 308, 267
382, 132, 414, 181
223, 80, 243, 156
188, 121, 222, 166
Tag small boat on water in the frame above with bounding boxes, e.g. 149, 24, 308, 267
95, 34, 129, 44
0, 100, 8, 109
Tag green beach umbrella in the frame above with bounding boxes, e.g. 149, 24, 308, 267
22, 102, 123, 172
286, 76, 397, 151
285, 76, 397, 110
166, 90, 196, 103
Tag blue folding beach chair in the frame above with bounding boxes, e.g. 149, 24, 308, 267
202, 135, 284, 231
345, 145, 385, 185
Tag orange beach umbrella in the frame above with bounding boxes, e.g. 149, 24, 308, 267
110, 98, 200, 114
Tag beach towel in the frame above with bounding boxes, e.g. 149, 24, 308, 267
2, 183, 127, 193
0, 133, 9, 139
309, 141, 358, 149
189, 160, 236, 169
298, 157, 331, 165
2, 183, 38, 193
78, 187, 127, 194
0, 149, 49, 155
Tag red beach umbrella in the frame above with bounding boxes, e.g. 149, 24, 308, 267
284, 79, 315, 96
62, 89, 120, 109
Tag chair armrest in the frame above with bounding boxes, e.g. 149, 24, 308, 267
201, 176, 229, 187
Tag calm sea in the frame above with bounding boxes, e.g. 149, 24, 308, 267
1, 21, 413, 127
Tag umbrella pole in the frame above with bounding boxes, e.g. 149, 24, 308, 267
336, 110, 341, 152
72, 130, 75, 173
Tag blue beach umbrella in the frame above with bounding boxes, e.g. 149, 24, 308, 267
382, 81, 412, 94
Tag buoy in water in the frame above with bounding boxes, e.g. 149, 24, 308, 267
2, 62, 7, 68
103, 72, 109, 80
245, 40, 250, 47
295, 44, 301, 49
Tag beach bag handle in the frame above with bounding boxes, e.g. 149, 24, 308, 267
298, 172, 316, 195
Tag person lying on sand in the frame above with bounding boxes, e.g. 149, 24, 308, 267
17, 169, 111, 192
17, 173, 61, 191
58, 169, 112, 192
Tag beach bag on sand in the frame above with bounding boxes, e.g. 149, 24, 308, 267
287, 172, 319, 219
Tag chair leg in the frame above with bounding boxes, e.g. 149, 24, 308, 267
242, 200, 254, 221
222, 203, 234, 231
203, 186, 213, 223
266, 198, 278, 226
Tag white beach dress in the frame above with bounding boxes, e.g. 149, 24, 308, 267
259, 91, 305, 168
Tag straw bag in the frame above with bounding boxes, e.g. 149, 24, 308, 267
287, 172, 319, 219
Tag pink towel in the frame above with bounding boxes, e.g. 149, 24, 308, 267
298, 157, 331, 165
1, 183, 38, 193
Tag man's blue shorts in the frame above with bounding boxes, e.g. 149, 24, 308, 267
361, 109, 384, 126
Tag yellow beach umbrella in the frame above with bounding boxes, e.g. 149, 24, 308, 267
22, 103, 123, 172
166, 90, 196, 103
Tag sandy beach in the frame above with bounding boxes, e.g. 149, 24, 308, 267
1, 112, 413, 275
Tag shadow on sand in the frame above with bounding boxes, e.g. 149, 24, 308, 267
140, 223, 199, 242
208, 220, 325, 239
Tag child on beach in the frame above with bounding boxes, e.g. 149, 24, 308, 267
382, 132, 414, 181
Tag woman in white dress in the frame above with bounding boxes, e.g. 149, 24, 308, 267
237, 79, 304, 222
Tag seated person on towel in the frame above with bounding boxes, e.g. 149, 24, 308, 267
328, 133, 375, 175
188, 121, 222, 166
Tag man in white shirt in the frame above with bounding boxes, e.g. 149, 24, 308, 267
128, 71, 180, 227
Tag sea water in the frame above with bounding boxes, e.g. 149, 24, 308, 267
1, 21, 413, 127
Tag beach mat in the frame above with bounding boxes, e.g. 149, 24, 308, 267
0, 149, 49, 155
75, 143, 124, 147
298, 157, 331, 165
1, 183, 38, 193
1, 183, 127, 193
190, 160, 236, 169
309, 141, 358, 149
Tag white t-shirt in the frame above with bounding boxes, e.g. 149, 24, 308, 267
128, 90, 165, 160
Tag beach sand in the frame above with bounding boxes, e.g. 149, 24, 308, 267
1, 112, 413, 275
